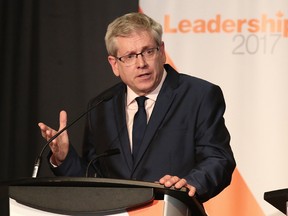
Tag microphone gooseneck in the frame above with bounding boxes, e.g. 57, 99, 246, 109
32, 92, 114, 178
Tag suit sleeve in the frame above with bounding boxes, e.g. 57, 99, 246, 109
186, 84, 236, 202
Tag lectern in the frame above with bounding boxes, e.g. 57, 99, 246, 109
0, 177, 207, 216
264, 188, 288, 215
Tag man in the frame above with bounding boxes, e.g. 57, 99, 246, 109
39, 12, 236, 203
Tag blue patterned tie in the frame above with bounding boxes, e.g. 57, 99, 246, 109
132, 96, 147, 160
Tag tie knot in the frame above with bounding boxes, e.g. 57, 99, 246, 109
135, 96, 147, 108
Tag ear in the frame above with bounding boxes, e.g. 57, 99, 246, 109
108, 56, 120, 77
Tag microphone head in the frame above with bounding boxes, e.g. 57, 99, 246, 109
85, 148, 120, 177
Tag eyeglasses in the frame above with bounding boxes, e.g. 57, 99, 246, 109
115, 47, 159, 66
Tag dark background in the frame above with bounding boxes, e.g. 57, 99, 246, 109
1, 0, 138, 180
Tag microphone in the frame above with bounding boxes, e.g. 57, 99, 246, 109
32, 91, 114, 178
85, 148, 120, 177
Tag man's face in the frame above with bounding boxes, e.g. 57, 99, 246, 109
108, 31, 166, 96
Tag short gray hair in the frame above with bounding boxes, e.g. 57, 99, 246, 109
105, 12, 163, 56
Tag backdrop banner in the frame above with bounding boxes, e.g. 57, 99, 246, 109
140, 1, 288, 215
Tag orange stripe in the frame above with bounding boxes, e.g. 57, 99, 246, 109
204, 168, 265, 216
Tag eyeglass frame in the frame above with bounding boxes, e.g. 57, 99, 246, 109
114, 47, 160, 65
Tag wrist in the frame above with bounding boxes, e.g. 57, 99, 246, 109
50, 155, 63, 166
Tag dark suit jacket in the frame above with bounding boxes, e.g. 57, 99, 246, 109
52, 64, 236, 202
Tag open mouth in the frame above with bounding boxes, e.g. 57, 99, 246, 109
138, 73, 151, 78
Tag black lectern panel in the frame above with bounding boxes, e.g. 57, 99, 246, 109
10, 186, 153, 214
264, 188, 288, 215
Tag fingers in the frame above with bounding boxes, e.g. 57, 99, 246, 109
159, 175, 196, 197
187, 185, 196, 197
38, 122, 55, 141
59, 110, 67, 130
160, 175, 186, 188
159, 175, 181, 187
159, 174, 171, 184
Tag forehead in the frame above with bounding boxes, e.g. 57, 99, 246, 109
116, 31, 156, 54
